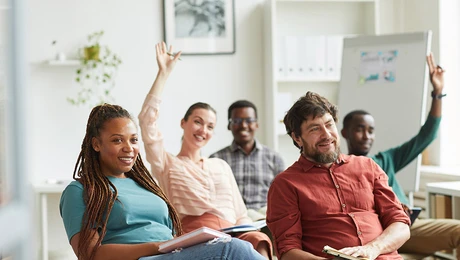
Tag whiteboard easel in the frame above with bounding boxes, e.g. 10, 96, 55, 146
337, 31, 432, 201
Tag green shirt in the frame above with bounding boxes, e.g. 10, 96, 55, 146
371, 115, 441, 205
60, 176, 174, 243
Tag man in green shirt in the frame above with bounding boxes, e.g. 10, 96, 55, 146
341, 53, 460, 258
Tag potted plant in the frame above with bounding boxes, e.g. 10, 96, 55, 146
68, 30, 122, 106
83, 31, 103, 61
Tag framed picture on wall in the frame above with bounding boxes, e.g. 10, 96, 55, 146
163, 0, 235, 55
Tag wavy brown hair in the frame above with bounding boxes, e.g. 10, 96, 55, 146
284, 91, 338, 150
73, 103, 182, 259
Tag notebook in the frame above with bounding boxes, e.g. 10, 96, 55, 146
410, 207, 422, 226
157, 227, 231, 253
219, 219, 267, 234
323, 245, 369, 260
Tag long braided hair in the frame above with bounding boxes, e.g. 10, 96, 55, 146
73, 103, 182, 259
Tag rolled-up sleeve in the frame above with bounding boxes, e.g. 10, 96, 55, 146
372, 161, 410, 228
267, 176, 303, 258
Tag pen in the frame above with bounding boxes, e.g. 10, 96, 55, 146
167, 52, 182, 61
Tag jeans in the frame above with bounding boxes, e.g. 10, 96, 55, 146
139, 237, 265, 260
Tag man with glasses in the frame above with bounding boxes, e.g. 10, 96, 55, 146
211, 100, 285, 220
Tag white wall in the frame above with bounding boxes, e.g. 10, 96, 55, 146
380, 0, 441, 166
28, 0, 267, 185
27, 0, 266, 256
399, 0, 441, 166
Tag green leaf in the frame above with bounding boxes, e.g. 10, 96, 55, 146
69, 30, 123, 107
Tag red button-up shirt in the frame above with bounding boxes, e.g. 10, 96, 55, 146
267, 154, 410, 259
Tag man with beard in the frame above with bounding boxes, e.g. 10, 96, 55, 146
341, 54, 460, 259
266, 92, 410, 260
211, 100, 285, 220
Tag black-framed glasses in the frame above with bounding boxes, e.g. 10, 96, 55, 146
229, 117, 257, 125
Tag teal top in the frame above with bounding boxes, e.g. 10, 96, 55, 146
59, 176, 174, 244
371, 115, 441, 205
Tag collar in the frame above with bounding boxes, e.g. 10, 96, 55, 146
297, 153, 348, 172
230, 139, 262, 153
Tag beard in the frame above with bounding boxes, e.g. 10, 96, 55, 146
303, 140, 341, 164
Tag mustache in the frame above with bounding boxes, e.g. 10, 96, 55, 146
316, 138, 336, 145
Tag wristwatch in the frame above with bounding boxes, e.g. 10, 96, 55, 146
431, 91, 446, 99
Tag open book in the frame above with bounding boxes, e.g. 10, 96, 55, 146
157, 227, 230, 253
323, 245, 369, 260
219, 219, 267, 234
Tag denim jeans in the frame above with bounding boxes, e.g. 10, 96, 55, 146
139, 237, 265, 260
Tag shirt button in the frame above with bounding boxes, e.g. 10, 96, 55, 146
357, 231, 362, 235
342, 204, 346, 208
335, 185, 340, 189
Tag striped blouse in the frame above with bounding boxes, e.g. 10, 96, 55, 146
138, 94, 252, 225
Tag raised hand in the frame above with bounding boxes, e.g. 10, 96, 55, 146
155, 42, 182, 75
147, 42, 182, 96
426, 52, 444, 94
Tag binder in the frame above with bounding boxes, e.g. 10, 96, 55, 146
303, 36, 316, 79
285, 36, 302, 79
434, 194, 452, 219
326, 35, 344, 80
313, 35, 327, 79
302, 36, 326, 79
277, 36, 287, 79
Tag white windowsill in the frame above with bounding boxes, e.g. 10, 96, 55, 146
420, 165, 460, 177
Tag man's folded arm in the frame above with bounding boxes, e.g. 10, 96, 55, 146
365, 221, 410, 256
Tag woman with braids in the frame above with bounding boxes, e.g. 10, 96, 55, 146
59, 103, 265, 260
138, 42, 272, 260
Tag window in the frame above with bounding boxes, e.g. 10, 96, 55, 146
437, 0, 460, 170
0, 0, 33, 258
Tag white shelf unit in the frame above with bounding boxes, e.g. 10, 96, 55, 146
426, 181, 460, 260
264, 0, 381, 166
